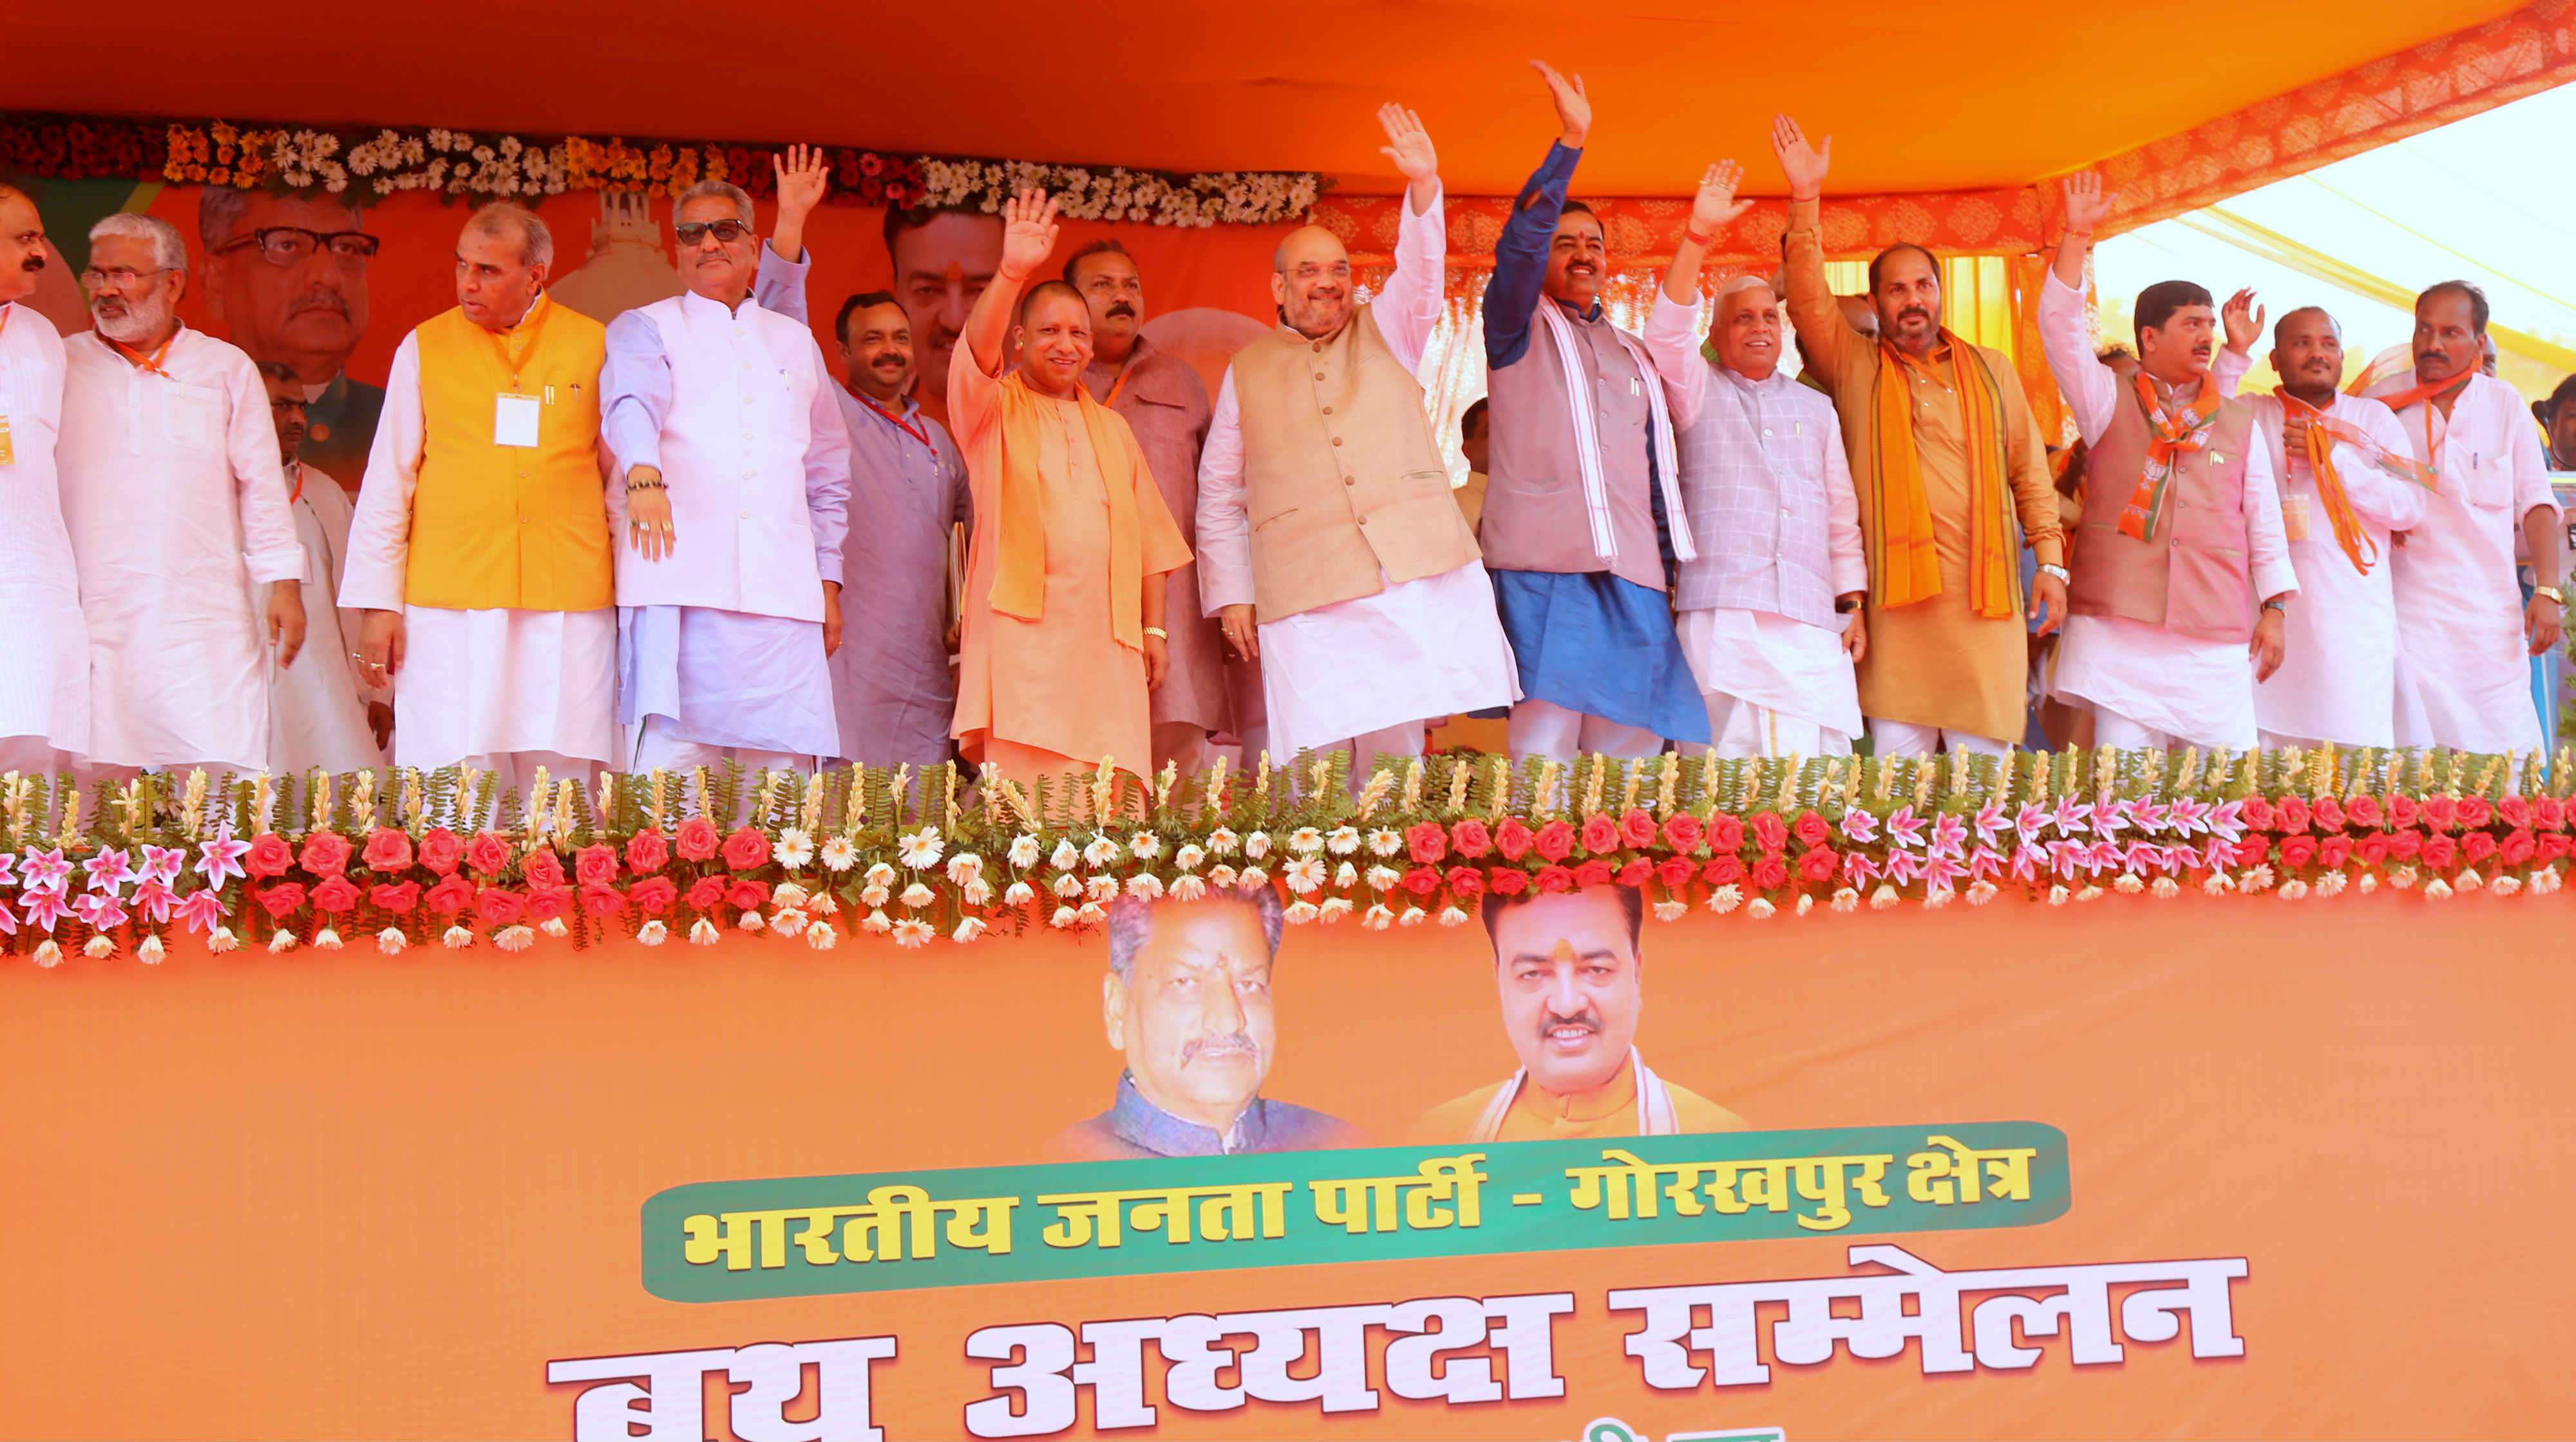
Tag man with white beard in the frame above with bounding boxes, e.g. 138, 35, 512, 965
57, 213, 305, 781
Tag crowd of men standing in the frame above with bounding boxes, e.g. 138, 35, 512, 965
0, 64, 2562, 797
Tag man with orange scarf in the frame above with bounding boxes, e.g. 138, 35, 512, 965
2362, 281, 2562, 755
2037, 173, 2294, 752
1772, 115, 2064, 757
949, 189, 1191, 792
2211, 299, 2425, 749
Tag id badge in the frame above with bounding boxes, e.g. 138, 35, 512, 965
2282, 492, 2310, 544
494, 392, 542, 448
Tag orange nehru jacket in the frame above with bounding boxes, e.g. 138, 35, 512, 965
405, 303, 614, 611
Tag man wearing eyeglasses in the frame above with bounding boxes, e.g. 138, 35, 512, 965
200, 192, 382, 483
57, 212, 306, 784
0, 183, 90, 777
600, 178, 850, 780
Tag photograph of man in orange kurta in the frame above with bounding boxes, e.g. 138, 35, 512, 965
1410, 883, 1747, 1144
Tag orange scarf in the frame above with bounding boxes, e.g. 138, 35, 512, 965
987, 371, 1188, 650
2119, 370, 2222, 541
1866, 334, 2016, 618
2273, 390, 2380, 576
2371, 368, 2474, 469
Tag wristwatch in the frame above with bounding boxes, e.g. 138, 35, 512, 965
1834, 594, 1862, 614
2261, 597, 2289, 614
2537, 585, 2565, 606
2038, 564, 2070, 584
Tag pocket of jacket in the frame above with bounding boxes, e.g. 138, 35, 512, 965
1254, 508, 1298, 534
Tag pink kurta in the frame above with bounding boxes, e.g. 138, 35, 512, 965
951, 363, 1186, 782
1084, 338, 1231, 737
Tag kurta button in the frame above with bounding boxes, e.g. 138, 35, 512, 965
517, 470, 528, 479
739, 509, 751, 519
1321, 406, 1334, 415
1311, 341, 1323, 352
1331, 436, 1343, 446
1314, 372, 1326, 381
518, 515, 528, 524
1344, 476, 1356, 486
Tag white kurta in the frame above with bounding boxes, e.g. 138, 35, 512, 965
255, 461, 385, 773
2213, 354, 2426, 746
0, 302, 90, 760
2363, 369, 2559, 755
2036, 277, 2295, 749
1197, 185, 1517, 756
57, 325, 303, 771
339, 320, 618, 772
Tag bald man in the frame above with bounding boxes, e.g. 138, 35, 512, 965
1643, 163, 1866, 757
1196, 103, 1513, 781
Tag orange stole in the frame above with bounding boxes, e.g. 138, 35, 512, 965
2276, 390, 2380, 575
2120, 369, 2222, 541
1866, 334, 2017, 618
986, 371, 1188, 650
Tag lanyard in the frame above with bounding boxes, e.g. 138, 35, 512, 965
860, 394, 933, 449
287, 459, 305, 504
1100, 359, 1138, 409
108, 328, 177, 377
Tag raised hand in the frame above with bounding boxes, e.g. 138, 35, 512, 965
1377, 102, 1437, 185
772, 144, 829, 223
1771, 113, 1830, 200
2221, 288, 2266, 356
1689, 160, 1752, 236
2061, 171, 2117, 236
1531, 60, 1591, 149
998, 188, 1060, 280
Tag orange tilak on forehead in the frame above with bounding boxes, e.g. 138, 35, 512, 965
943, 260, 963, 287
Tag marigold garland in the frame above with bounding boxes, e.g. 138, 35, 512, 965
0, 113, 1320, 225
0, 743, 2567, 966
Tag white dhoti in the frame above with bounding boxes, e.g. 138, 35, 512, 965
390, 605, 617, 785
1255, 560, 1518, 760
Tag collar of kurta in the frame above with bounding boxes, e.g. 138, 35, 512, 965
677, 288, 759, 322
1548, 294, 1606, 325
1106, 1071, 1254, 1156
1513, 1055, 1639, 1124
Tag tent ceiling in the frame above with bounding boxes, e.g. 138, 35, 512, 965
0, 1, 2528, 197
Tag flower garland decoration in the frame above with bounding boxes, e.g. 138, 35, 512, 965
0, 742, 2566, 967
0, 113, 1320, 224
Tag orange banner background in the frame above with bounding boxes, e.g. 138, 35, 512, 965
5, 892, 2570, 1439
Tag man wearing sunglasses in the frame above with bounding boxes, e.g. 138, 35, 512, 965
600, 178, 850, 781
200, 192, 382, 482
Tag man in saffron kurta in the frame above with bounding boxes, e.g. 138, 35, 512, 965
1480, 63, 1707, 762
2363, 281, 2564, 755
951, 190, 1190, 789
1410, 885, 1745, 1144
1772, 115, 2065, 756
345, 204, 617, 794
1067, 240, 1234, 774
603, 178, 849, 776
2213, 302, 2425, 749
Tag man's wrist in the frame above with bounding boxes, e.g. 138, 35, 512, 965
1790, 189, 1819, 204
2535, 583, 2564, 605
2038, 563, 2070, 584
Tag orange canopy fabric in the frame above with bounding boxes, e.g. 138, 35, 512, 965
0, 0, 2546, 207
